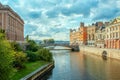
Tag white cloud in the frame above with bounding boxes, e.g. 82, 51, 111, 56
1, 0, 120, 41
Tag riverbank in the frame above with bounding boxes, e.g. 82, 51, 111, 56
11, 61, 48, 80
20, 62, 54, 80
79, 46, 120, 60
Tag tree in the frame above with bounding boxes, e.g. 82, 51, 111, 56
0, 30, 15, 80
25, 35, 29, 42
36, 48, 53, 62
43, 38, 55, 44
26, 40, 39, 52
11, 42, 22, 51
13, 51, 27, 69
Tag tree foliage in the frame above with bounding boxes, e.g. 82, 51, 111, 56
0, 30, 15, 80
25, 51, 37, 62
13, 52, 27, 69
43, 38, 54, 44
26, 40, 39, 52
36, 48, 53, 62
11, 42, 22, 51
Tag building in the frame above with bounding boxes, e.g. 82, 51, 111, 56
79, 22, 87, 45
0, 3, 24, 42
95, 25, 105, 48
105, 17, 120, 49
70, 29, 81, 45
87, 24, 96, 46
70, 22, 87, 45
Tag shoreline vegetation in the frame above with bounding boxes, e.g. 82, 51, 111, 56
0, 29, 53, 80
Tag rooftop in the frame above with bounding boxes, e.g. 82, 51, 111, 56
0, 2, 24, 23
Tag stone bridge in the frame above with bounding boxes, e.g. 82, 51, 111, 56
43, 44, 79, 51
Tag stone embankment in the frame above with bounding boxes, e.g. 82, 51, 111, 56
20, 62, 54, 80
80, 46, 120, 60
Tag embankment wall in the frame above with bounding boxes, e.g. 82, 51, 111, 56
80, 46, 120, 60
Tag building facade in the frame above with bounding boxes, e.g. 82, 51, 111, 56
95, 26, 105, 48
87, 24, 96, 46
0, 3, 24, 41
105, 18, 120, 49
70, 29, 80, 45
70, 22, 87, 45
79, 23, 87, 45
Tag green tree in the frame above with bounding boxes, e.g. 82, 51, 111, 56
36, 48, 53, 62
25, 51, 37, 62
26, 40, 39, 52
0, 30, 15, 80
43, 38, 54, 44
11, 42, 22, 51
13, 51, 27, 69
25, 35, 29, 42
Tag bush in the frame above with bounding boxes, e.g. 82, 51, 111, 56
0, 32, 15, 80
13, 52, 27, 69
36, 48, 53, 62
25, 51, 37, 62
26, 40, 39, 52
11, 42, 22, 51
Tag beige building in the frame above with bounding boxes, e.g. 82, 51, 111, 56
0, 3, 24, 41
95, 26, 106, 48
87, 24, 96, 46
105, 17, 120, 49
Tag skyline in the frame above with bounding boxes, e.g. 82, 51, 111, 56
0, 0, 120, 41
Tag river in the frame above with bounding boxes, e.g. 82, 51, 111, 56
42, 46, 120, 80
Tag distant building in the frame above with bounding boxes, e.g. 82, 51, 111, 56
0, 3, 24, 42
87, 24, 96, 46
70, 29, 80, 45
70, 22, 87, 45
79, 22, 87, 45
105, 17, 120, 49
95, 25, 105, 48
70, 17, 120, 50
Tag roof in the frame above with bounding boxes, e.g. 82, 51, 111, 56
0, 2, 24, 23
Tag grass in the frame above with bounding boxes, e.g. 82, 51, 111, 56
11, 61, 48, 80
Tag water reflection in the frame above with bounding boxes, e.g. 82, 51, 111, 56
42, 47, 120, 80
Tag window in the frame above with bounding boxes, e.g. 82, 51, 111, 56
116, 32, 118, 38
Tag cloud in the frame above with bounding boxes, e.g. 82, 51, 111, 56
92, 0, 120, 20
0, 0, 120, 41
46, 0, 99, 18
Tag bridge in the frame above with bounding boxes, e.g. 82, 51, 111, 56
43, 44, 79, 51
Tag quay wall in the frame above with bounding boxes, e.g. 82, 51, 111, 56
20, 62, 54, 80
79, 46, 120, 60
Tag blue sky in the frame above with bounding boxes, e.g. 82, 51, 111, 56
0, 0, 120, 41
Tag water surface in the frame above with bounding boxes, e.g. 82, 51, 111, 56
43, 46, 120, 80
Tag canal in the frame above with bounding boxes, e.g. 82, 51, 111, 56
41, 46, 120, 80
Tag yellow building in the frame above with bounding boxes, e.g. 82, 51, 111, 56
70, 29, 80, 45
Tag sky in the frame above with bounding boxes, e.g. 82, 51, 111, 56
0, 0, 120, 41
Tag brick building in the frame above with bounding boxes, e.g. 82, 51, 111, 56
79, 22, 87, 45
0, 3, 24, 41
70, 22, 87, 45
